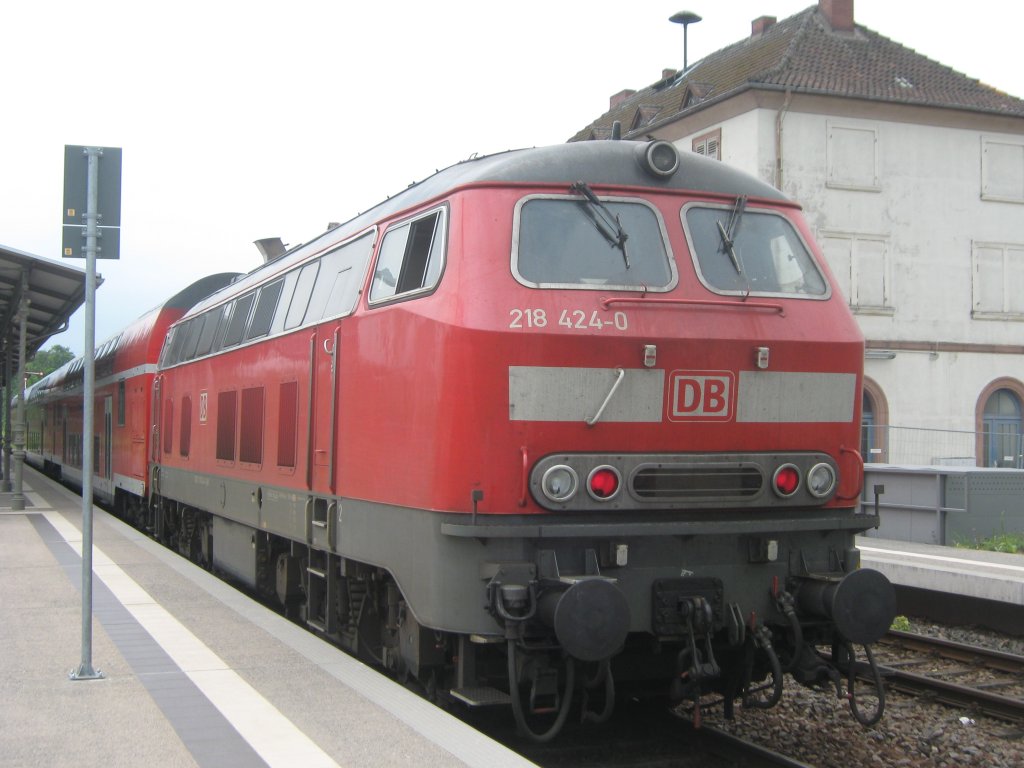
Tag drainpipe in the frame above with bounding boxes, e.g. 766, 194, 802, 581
774, 88, 793, 190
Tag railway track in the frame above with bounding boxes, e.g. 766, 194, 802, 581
872, 630, 1024, 723
473, 700, 818, 768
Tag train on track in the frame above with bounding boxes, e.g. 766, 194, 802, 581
26, 139, 896, 739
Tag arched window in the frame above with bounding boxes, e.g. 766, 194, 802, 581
861, 378, 888, 463
981, 389, 1023, 468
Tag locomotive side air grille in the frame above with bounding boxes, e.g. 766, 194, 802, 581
631, 464, 763, 500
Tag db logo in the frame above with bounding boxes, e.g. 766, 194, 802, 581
668, 371, 734, 421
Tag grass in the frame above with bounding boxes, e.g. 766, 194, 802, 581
953, 531, 1024, 554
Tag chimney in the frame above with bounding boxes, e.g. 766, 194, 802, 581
610, 89, 637, 110
819, 0, 854, 31
662, 68, 678, 81
751, 16, 776, 36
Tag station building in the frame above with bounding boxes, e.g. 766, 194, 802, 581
572, 0, 1024, 467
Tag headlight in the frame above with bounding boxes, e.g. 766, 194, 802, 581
541, 465, 579, 503
636, 140, 680, 178
807, 463, 837, 498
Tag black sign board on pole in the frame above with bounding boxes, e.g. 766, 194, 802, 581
62, 145, 122, 259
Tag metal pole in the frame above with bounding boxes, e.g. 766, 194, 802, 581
11, 281, 28, 512
70, 147, 102, 681
2, 341, 10, 491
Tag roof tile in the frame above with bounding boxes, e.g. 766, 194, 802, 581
570, 5, 1024, 141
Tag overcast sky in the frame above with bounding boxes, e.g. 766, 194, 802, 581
3, 0, 1022, 356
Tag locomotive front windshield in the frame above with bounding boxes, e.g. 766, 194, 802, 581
684, 204, 829, 298
513, 195, 675, 290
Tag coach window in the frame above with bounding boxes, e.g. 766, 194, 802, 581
370, 208, 447, 303
221, 292, 256, 349
513, 196, 674, 290
683, 205, 828, 298
117, 380, 126, 427
246, 279, 284, 340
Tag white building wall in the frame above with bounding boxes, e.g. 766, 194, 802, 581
676, 106, 1024, 461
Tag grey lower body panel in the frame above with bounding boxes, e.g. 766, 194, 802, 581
153, 465, 876, 637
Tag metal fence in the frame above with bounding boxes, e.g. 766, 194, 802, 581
862, 425, 1024, 469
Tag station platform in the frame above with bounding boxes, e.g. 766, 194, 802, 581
857, 536, 1024, 633
0, 468, 535, 768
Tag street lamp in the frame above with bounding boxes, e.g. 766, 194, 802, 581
669, 10, 703, 72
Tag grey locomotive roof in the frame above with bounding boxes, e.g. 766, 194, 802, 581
327, 141, 790, 247
188, 141, 790, 314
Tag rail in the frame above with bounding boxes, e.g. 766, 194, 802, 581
871, 631, 1024, 723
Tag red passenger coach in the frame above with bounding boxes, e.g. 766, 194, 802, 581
26, 274, 240, 513
34, 140, 897, 740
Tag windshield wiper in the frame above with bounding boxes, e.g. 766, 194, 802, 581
570, 181, 630, 268
716, 194, 747, 274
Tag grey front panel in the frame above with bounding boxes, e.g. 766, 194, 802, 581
509, 366, 665, 422
737, 371, 856, 423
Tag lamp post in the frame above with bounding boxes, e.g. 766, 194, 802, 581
669, 11, 702, 71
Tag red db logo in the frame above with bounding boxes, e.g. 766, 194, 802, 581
668, 371, 734, 421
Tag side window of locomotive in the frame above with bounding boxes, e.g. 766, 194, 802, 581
303, 231, 375, 323
245, 278, 284, 341
683, 206, 829, 298
195, 305, 225, 357
513, 196, 674, 290
369, 208, 447, 304
284, 261, 320, 330
221, 292, 256, 349
162, 320, 193, 367
178, 315, 206, 362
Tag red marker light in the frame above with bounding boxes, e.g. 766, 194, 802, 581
773, 465, 800, 497
588, 466, 621, 500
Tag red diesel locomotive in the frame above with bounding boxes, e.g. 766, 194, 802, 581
27, 139, 895, 740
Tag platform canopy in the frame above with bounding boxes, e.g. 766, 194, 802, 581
0, 243, 93, 387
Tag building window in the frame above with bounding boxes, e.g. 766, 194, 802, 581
861, 378, 889, 463
826, 122, 879, 191
819, 232, 893, 313
972, 241, 1024, 319
981, 389, 1023, 468
976, 378, 1024, 468
981, 137, 1024, 203
692, 129, 721, 160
